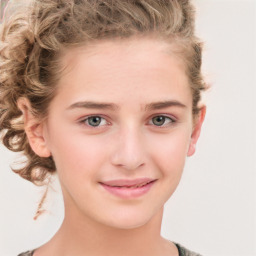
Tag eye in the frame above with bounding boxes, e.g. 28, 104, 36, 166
150, 115, 175, 127
83, 116, 108, 127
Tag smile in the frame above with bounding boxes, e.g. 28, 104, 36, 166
99, 178, 157, 199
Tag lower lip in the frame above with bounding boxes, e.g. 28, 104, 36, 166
99, 180, 156, 199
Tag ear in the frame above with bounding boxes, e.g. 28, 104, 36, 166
187, 106, 206, 157
17, 98, 51, 158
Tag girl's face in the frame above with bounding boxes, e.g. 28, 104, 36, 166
34, 38, 204, 229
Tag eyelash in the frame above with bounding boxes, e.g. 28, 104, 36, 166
148, 115, 176, 127
79, 115, 176, 128
80, 115, 110, 128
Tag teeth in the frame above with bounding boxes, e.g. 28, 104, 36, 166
109, 181, 152, 188
126, 182, 149, 188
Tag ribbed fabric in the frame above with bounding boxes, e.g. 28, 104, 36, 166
175, 243, 202, 256
18, 250, 35, 256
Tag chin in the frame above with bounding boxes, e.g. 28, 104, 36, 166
106, 219, 150, 230
99, 209, 156, 230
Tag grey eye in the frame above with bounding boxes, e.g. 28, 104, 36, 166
151, 116, 173, 126
87, 116, 102, 127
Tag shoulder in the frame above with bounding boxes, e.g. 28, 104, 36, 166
175, 243, 202, 256
17, 250, 35, 256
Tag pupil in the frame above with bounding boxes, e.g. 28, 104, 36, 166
153, 116, 165, 126
88, 116, 101, 126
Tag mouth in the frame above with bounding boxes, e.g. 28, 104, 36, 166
99, 178, 157, 199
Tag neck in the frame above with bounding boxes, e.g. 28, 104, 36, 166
61, 207, 163, 254
39, 206, 177, 256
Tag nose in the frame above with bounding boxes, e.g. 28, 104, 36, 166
110, 126, 146, 171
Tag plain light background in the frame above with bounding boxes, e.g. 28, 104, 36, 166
0, 0, 255, 255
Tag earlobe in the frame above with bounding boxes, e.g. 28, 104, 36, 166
187, 106, 206, 157
17, 98, 51, 158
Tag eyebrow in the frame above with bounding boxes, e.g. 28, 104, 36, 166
67, 101, 118, 111
67, 100, 186, 111
145, 100, 186, 111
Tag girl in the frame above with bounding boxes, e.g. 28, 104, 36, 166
0, 0, 206, 255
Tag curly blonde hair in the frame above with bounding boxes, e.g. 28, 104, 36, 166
0, 0, 206, 185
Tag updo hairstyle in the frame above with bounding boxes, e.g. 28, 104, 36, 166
0, 0, 206, 185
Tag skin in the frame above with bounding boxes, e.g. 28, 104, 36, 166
19, 38, 205, 256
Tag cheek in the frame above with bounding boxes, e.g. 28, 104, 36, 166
148, 127, 191, 178
46, 128, 108, 180
143, 128, 192, 206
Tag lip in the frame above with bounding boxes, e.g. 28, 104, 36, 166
99, 178, 157, 199
100, 178, 155, 187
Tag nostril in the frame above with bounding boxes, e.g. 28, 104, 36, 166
110, 133, 146, 170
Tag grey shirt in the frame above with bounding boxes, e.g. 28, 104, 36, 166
18, 243, 202, 256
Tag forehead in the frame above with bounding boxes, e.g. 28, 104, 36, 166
60, 37, 185, 77
54, 38, 191, 108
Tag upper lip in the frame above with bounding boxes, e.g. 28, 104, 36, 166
99, 178, 156, 187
